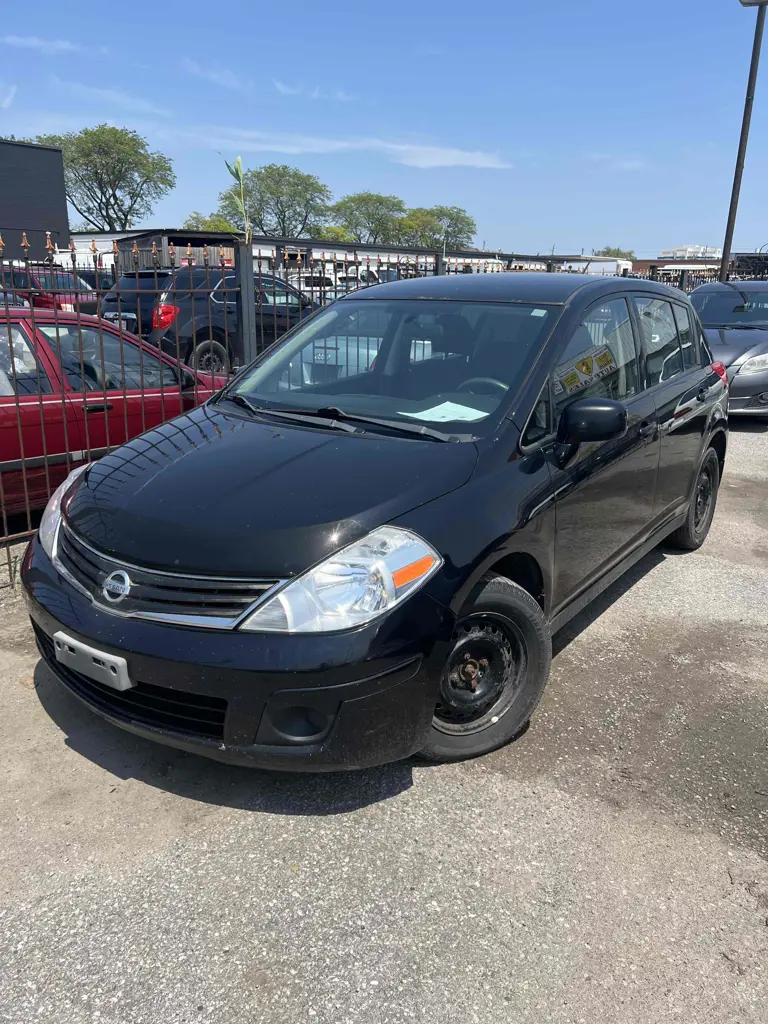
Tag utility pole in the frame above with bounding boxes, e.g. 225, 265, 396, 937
720, 1, 767, 282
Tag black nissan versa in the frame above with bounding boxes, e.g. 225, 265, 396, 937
22, 274, 728, 769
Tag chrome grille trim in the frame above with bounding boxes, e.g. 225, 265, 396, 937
52, 520, 287, 630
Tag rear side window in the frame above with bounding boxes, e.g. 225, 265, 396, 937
634, 297, 683, 386
672, 305, 698, 371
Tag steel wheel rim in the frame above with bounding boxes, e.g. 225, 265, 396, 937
433, 614, 527, 736
694, 464, 714, 532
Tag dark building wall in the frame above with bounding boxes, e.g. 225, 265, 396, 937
0, 140, 69, 261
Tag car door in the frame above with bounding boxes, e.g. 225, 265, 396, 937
633, 296, 720, 522
0, 318, 77, 518
35, 320, 186, 458
547, 295, 660, 612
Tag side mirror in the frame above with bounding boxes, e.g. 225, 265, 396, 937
556, 397, 627, 444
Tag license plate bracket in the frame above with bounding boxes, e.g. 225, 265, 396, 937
53, 631, 133, 691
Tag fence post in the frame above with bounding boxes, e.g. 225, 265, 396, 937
235, 240, 257, 364
678, 269, 688, 292
435, 251, 446, 275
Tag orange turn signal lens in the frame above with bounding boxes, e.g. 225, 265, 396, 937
391, 555, 436, 590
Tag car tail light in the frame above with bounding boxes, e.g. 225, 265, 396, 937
712, 361, 728, 387
153, 303, 179, 330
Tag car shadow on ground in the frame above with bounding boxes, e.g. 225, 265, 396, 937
552, 547, 666, 655
33, 661, 414, 815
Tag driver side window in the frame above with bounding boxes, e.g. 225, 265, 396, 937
553, 297, 639, 420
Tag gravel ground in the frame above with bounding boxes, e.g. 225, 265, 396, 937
1, 422, 767, 1024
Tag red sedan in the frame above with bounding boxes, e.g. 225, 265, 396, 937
1, 310, 227, 521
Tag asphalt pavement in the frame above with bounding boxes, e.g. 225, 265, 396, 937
1, 422, 767, 1024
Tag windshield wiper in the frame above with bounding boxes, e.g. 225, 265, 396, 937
221, 393, 358, 432
312, 406, 455, 442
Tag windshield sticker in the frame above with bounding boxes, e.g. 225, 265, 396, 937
531, 308, 548, 317
556, 345, 617, 395
398, 401, 487, 423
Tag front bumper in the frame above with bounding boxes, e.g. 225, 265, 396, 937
728, 367, 768, 414
22, 538, 454, 770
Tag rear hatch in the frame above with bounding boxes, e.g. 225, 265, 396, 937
101, 270, 172, 337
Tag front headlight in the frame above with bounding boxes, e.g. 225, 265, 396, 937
240, 526, 441, 633
38, 464, 89, 559
738, 353, 768, 375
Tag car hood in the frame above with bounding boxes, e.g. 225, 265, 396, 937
704, 326, 768, 366
64, 404, 478, 577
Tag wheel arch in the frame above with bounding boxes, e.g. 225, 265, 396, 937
448, 542, 552, 621
708, 427, 727, 479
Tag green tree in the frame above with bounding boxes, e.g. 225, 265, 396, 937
311, 224, 356, 243
431, 205, 477, 249
35, 125, 176, 231
330, 192, 406, 245
594, 246, 635, 260
217, 163, 331, 238
182, 211, 237, 231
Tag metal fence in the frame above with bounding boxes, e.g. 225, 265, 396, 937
1, 227, 765, 573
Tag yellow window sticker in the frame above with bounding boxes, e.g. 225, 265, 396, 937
557, 346, 617, 394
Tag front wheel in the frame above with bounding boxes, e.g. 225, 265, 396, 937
667, 447, 720, 551
189, 338, 230, 375
418, 574, 552, 763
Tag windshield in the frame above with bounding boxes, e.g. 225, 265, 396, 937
691, 288, 768, 326
228, 298, 559, 435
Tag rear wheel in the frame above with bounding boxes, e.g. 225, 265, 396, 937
189, 338, 230, 375
667, 447, 720, 551
419, 574, 551, 763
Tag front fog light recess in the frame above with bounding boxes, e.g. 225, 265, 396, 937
240, 526, 441, 633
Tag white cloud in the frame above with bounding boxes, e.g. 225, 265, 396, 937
273, 78, 302, 96
181, 59, 250, 93
586, 153, 647, 172
2, 35, 83, 55
171, 125, 510, 169
0, 82, 17, 109
52, 77, 171, 118
275, 80, 357, 102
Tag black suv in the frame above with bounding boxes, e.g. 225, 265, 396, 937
146, 268, 314, 372
23, 274, 728, 770
101, 267, 313, 372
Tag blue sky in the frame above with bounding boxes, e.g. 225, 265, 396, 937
1, 0, 767, 256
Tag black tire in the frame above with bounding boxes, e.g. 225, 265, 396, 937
667, 447, 720, 551
418, 573, 552, 763
189, 338, 230, 375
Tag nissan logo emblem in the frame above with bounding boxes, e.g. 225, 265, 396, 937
102, 570, 131, 604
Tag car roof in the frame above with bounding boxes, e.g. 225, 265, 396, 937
344, 271, 686, 304
692, 280, 768, 292
2, 309, 112, 325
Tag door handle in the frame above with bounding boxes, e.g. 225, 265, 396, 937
83, 401, 114, 413
696, 387, 708, 403
638, 420, 656, 439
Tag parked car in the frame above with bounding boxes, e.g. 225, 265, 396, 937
2, 288, 29, 308
23, 274, 727, 770
0, 262, 98, 314
1, 310, 226, 518
287, 271, 349, 303
100, 267, 180, 338
147, 271, 315, 373
690, 280, 768, 415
